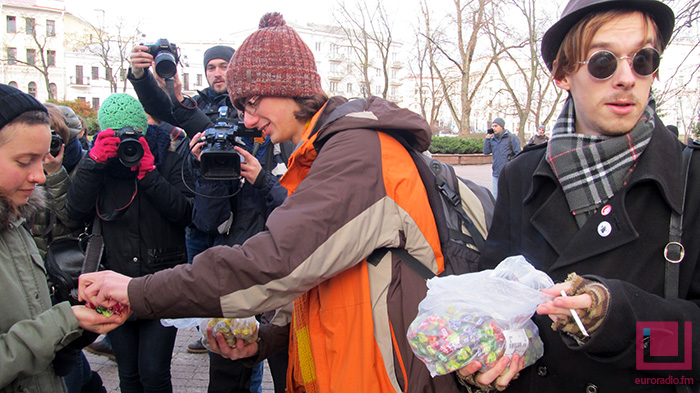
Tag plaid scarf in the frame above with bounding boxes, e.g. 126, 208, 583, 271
546, 95, 655, 227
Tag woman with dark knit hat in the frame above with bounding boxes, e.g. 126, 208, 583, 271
80, 13, 470, 393
0, 84, 126, 393
65, 93, 193, 393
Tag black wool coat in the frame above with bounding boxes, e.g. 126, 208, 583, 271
478, 121, 700, 393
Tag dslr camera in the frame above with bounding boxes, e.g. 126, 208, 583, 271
50, 130, 64, 157
487, 128, 495, 134
200, 107, 262, 180
144, 38, 180, 79
116, 126, 144, 168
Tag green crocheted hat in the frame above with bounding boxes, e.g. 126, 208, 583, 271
98, 93, 148, 133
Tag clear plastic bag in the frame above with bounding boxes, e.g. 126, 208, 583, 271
407, 256, 554, 376
199, 317, 259, 350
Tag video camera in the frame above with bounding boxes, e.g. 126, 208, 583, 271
50, 130, 64, 157
116, 126, 144, 168
200, 107, 262, 181
144, 38, 180, 79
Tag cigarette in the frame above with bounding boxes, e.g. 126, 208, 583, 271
560, 290, 590, 337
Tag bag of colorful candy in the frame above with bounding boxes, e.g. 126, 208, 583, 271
199, 316, 259, 350
407, 256, 555, 377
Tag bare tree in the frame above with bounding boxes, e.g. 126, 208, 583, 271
334, 0, 396, 99
406, 6, 447, 135
484, 0, 564, 142
420, 0, 494, 137
67, 17, 141, 93
654, 0, 700, 133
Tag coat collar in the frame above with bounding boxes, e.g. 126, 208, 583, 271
523, 120, 686, 267
526, 119, 684, 215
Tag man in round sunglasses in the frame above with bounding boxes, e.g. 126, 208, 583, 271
464, 0, 700, 392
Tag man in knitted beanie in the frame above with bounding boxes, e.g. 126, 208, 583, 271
81, 11, 474, 393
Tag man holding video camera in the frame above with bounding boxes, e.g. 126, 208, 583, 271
483, 117, 521, 198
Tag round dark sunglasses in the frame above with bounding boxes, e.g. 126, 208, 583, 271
578, 47, 661, 80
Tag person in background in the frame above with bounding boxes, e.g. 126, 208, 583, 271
468, 0, 700, 391
0, 83, 126, 393
527, 124, 549, 146
483, 117, 521, 198
65, 93, 193, 393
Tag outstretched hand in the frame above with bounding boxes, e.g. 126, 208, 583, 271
78, 271, 132, 311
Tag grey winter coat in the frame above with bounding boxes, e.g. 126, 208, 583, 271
0, 189, 82, 393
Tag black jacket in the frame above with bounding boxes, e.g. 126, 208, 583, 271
478, 120, 700, 392
65, 149, 193, 277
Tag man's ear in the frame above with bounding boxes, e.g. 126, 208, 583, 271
552, 59, 572, 91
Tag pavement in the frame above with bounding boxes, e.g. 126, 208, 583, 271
84, 164, 493, 392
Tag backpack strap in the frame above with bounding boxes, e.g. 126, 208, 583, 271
664, 146, 692, 299
367, 247, 437, 280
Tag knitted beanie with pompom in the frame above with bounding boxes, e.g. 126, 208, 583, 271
226, 12, 323, 103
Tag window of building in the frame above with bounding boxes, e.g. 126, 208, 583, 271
25, 18, 35, 35
47, 50, 56, 66
77, 97, 86, 102
28, 82, 37, 97
105, 66, 112, 81
347, 83, 353, 94
196, 74, 202, 86
92, 97, 100, 109
46, 20, 55, 36
7, 47, 17, 64
92, 66, 99, 80
315, 42, 321, 51
119, 69, 126, 81
391, 86, 398, 97
329, 81, 338, 92
76, 65, 83, 85
347, 64, 353, 74
49, 83, 57, 99
331, 44, 339, 57
26, 49, 36, 65
7, 16, 16, 33
330, 62, 338, 73
183, 73, 189, 91
8, 81, 18, 88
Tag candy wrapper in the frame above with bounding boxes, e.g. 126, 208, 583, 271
199, 317, 259, 350
407, 256, 554, 377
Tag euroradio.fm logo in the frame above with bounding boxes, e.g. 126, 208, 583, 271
636, 321, 692, 370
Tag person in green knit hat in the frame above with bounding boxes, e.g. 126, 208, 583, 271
65, 93, 194, 393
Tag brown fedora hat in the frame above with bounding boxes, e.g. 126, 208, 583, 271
541, 0, 675, 71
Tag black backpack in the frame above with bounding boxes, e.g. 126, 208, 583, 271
368, 146, 495, 278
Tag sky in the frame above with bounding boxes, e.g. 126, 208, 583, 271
62, 0, 416, 44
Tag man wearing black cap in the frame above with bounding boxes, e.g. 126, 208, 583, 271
483, 117, 521, 198
466, 1, 700, 392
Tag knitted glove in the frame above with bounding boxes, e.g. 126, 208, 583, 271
552, 273, 610, 339
89, 129, 120, 163
132, 137, 155, 180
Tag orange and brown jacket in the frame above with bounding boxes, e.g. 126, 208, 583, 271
130, 96, 466, 392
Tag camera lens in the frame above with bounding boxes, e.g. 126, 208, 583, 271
117, 139, 144, 167
50, 132, 64, 157
154, 51, 177, 79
